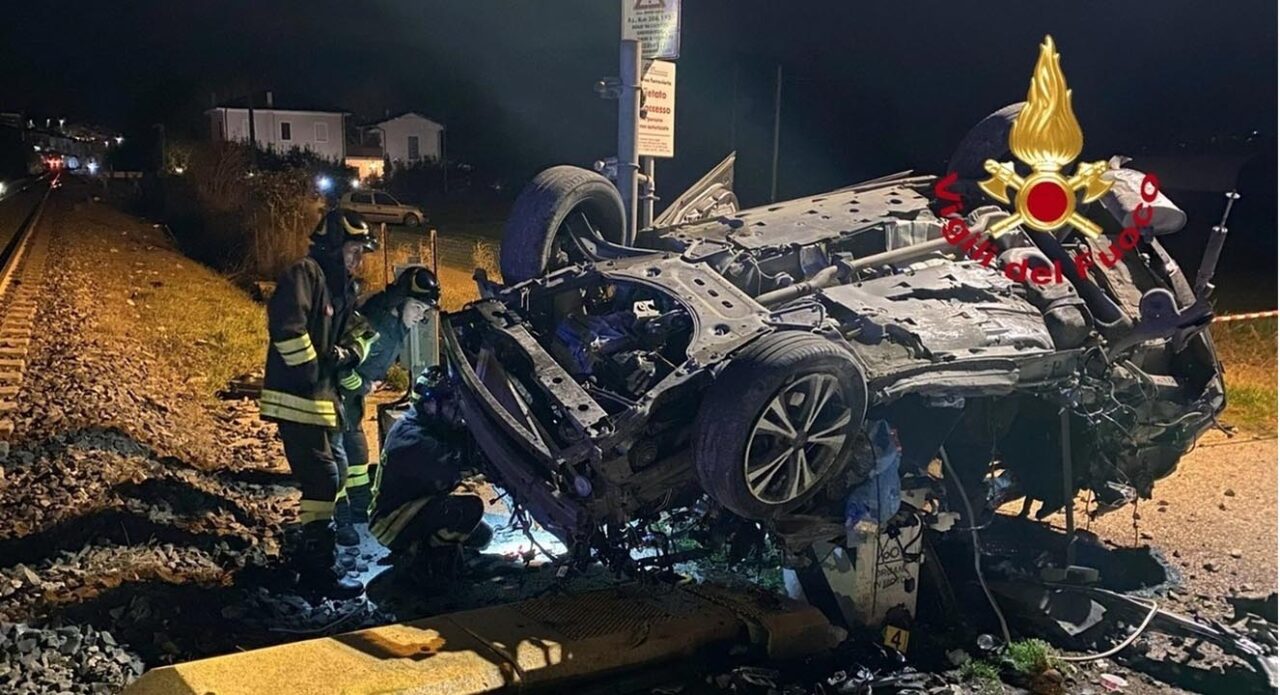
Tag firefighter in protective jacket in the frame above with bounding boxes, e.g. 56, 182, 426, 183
369, 367, 492, 589
262, 208, 375, 599
331, 265, 441, 546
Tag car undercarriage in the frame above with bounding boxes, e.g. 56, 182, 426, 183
440, 116, 1226, 584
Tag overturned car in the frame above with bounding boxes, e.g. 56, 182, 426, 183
440, 103, 1225, 576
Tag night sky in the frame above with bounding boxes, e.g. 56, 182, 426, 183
1, 0, 1275, 302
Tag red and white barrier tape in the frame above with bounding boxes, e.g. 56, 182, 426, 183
1213, 310, 1279, 323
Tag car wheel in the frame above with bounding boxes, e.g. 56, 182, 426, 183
403, 213, 421, 228
499, 165, 626, 284
947, 102, 1024, 180
694, 332, 868, 520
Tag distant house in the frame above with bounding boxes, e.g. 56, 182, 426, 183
344, 144, 385, 182
206, 92, 347, 162
364, 112, 444, 164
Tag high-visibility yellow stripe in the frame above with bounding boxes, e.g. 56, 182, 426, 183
336, 486, 348, 501
339, 371, 363, 391
280, 344, 318, 366
429, 528, 469, 546
299, 499, 335, 524
353, 332, 379, 362
260, 389, 337, 427
346, 463, 370, 487
370, 497, 431, 546
261, 389, 336, 413
259, 401, 336, 427
275, 334, 313, 355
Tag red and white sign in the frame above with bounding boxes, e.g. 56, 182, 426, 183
638, 59, 676, 158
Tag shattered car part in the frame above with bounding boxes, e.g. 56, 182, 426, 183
440, 105, 1226, 584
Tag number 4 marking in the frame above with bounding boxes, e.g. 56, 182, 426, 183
883, 625, 910, 653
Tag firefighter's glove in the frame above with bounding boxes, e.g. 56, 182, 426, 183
327, 344, 360, 371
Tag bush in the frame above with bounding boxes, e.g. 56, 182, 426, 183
151, 141, 329, 281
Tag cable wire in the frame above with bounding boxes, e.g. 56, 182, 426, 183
940, 447, 1012, 645
1057, 597, 1159, 662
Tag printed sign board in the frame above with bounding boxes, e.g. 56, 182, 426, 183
622, 0, 680, 60
638, 59, 675, 158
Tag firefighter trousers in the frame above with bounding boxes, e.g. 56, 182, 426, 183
371, 493, 484, 554
278, 421, 348, 524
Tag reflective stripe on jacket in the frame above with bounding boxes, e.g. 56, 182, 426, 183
261, 255, 354, 428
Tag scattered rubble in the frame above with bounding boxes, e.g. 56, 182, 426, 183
0, 621, 142, 694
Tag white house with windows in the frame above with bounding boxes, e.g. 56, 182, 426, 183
206, 94, 347, 162
365, 112, 443, 164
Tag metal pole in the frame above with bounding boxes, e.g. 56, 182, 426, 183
618, 39, 641, 244
729, 63, 739, 152
640, 157, 655, 229
1061, 407, 1076, 566
429, 227, 438, 276
770, 63, 782, 202
380, 222, 389, 284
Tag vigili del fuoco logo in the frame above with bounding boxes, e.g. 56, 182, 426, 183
935, 35, 1162, 285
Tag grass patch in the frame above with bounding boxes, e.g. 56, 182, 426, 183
1211, 318, 1276, 435
1005, 638, 1056, 676
140, 262, 267, 396
959, 660, 1002, 692
79, 204, 267, 399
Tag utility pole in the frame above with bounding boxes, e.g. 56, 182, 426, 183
770, 63, 783, 203
618, 39, 642, 243
729, 62, 739, 152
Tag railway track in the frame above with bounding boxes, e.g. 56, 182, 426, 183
0, 177, 54, 453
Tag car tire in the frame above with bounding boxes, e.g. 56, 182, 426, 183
403, 213, 421, 228
499, 165, 626, 284
947, 102, 1024, 180
693, 331, 868, 520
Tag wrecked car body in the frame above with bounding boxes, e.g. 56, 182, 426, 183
441, 107, 1226, 577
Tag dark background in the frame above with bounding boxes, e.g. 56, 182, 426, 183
0, 0, 1274, 306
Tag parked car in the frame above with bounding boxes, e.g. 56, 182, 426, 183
341, 189, 426, 228
439, 105, 1226, 571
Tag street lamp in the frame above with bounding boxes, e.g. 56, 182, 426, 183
316, 175, 333, 192
114, 136, 124, 145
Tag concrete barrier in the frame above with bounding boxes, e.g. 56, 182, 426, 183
124, 582, 840, 695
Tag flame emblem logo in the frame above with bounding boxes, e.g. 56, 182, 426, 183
979, 36, 1112, 237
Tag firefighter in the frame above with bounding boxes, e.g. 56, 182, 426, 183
261, 208, 375, 599
368, 366, 492, 589
331, 265, 441, 546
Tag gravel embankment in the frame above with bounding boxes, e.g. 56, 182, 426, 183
0, 190, 315, 693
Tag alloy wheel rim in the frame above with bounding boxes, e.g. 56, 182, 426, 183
743, 373, 851, 504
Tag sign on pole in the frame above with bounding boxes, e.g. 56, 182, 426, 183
638, 59, 675, 158
622, 0, 680, 60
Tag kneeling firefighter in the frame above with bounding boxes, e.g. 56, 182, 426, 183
261, 208, 375, 599
331, 265, 441, 546
368, 367, 492, 588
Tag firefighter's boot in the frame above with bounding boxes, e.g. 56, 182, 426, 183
296, 521, 364, 599
346, 481, 372, 523
406, 544, 462, 593
333, 498, 361, 547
